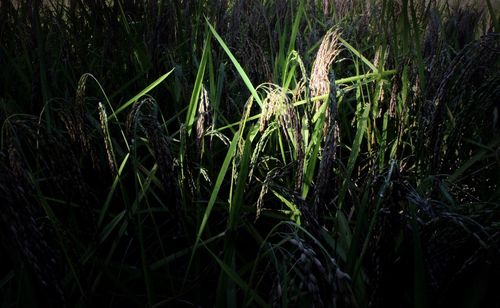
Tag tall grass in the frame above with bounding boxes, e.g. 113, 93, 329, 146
1, 0, 499, 307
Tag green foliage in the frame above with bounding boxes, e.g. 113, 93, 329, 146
0, 0, 499, 307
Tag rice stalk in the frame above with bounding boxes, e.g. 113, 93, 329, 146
314, 69, 339, 217
58, 74, 98, 166
98, 102, 117, 175
1, 1, 499, 306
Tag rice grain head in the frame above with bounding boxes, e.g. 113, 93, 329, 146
59, 74, 93, 155
196, 85, 212, 153
98, 102, 116, 175
127, 98, 180, 207
310, 28, 342, 127
258, 84, 305, 191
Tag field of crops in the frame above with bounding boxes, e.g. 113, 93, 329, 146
1, 0, 499, 307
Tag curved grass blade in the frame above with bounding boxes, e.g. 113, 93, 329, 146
338, 93, 371, 208
185, 34, 212, 136
338, 37, 377, 72
186, 131, 241, 273
206, 19, 262, 108
97, 153, 130, 227
301, 101, 328, 198
109, 69, 175, 120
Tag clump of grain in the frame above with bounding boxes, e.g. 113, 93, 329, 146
98, 102, 116, 175
196, 84, 212, 154
127, 98, 179, 205
258, 84, 305, 192
59, 74, 98, 168
310, 28, 342, 117
269, 234, 356, 307
428, 33, 500, 174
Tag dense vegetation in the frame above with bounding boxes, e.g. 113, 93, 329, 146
1, 0, 499, 307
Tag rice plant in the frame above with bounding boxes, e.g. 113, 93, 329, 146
1, 0, 499, 307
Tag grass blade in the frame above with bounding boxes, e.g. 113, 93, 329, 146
185, 33, 212, 136
206, 19, 263, 108
110, 69, 174, 119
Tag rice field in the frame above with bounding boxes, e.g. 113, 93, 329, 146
0, 0, 499, 307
